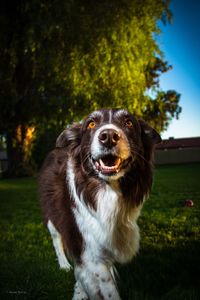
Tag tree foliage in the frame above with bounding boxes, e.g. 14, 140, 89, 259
0, 0, 181, 175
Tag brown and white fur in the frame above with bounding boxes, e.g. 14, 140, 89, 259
39, 108, 161, 300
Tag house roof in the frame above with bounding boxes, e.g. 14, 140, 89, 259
156, 137, 200, 150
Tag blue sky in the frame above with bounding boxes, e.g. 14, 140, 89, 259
158, 0, 200, 139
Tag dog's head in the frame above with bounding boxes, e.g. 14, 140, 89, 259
56, 109, 161, 182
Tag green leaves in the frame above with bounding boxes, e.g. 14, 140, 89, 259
143, 90, 181, 132
0, 0, 181, 174
0, 0, 179, 127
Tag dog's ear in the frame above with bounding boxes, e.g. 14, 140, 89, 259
139, 119, 161, 144
56, 123, 82, 148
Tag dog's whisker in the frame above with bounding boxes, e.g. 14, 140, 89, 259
134, 151, 150, 164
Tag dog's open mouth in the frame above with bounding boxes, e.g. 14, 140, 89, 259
93, 154, 122, 175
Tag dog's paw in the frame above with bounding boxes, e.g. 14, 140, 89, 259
58, 257, 72, 272
72, 282, 88, 300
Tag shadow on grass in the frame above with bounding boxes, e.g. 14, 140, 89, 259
118, 240, 200, 300
1, 241, 199, 300
0, 258, 75, 300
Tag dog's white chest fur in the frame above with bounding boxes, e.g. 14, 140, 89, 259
68, 158, 141, 265
96, 183, 141, 263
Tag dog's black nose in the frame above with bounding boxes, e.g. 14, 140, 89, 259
98, 129, 120, 147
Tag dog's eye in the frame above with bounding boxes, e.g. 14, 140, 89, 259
125, 120, 133, 128
87, 121, 96, 129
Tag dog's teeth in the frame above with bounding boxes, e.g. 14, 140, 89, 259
116, 158, 121, 167
95, 161, 100, 169
98, 157, 121, 172
99, 159, 105, 167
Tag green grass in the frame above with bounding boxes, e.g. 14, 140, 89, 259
0, 164, 200, 299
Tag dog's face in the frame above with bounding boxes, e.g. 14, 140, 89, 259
81, 109, 143, 180
56, 109, 161, 182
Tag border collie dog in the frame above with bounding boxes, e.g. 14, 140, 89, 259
39, 108, 161, 300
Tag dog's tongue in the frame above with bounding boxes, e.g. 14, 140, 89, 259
95, 156, 121, 174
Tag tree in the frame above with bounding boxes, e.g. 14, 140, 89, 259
142, 56, 181, 131
0, 0, 181, 176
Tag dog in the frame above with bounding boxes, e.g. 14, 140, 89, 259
39, 108, 161, 300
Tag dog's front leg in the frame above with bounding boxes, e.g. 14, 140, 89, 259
73, 262, 121, 300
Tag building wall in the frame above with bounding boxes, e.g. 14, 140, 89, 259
155, 148, 200, 165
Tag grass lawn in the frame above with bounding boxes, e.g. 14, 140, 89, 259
0, 163, 200, 299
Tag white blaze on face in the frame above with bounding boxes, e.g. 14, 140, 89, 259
91, 124, 130, 161
90, 123, 131, 180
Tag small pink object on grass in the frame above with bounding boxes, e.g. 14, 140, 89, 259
184, 200, 194, 207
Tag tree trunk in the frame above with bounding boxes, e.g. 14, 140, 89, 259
5, 125, 35, 177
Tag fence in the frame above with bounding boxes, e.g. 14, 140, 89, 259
155, 148, 200, 165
